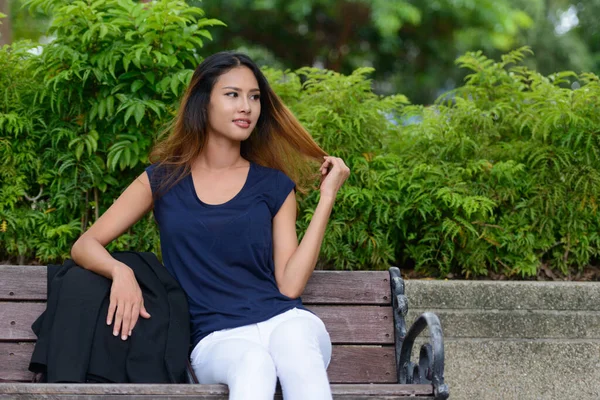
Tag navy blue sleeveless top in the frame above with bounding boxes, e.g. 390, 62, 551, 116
145, 162, 304, 347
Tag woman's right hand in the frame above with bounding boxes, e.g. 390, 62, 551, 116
107, 263, 151, 340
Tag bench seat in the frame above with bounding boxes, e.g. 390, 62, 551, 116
0, 265, 448, 399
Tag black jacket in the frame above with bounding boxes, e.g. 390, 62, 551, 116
29, 251, 190, 383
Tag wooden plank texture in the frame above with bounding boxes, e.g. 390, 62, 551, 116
0, 266, 46, 301
0, 343, 34, 383
0, 303, 394, 345
328, 346, 396, 383
309, 306, 394, 344
303, 271, 391, 305
0, 383, 434, 399
0, 303, 45, 341
0, 267, 391, 305
0, 343, 396, 384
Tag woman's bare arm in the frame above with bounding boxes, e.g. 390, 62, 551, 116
273, 156, 350, 298
70, 171, 154, 340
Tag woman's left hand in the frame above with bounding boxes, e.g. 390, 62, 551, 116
319, 156, 350, 200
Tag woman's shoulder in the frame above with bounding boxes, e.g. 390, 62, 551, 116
145, 162, 186, 177
144, 162, 187, 195
253, 162, 283, 176
252, 163, 293, 185
144, 162, 169, 183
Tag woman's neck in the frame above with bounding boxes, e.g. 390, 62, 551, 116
194, 134, 247, 171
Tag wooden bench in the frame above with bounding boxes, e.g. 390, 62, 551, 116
0, 264, 449, 399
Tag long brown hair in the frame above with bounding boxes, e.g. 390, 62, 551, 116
149, 51, 327, 198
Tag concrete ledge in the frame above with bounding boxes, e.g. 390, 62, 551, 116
404, 279, 600, 399
443, 339, 600, 400
405, 280, 600, 310
407, 309, 600, 339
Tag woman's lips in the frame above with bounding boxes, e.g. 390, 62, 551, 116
233, 119, 251, 128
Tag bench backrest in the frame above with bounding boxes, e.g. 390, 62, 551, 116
0, 265, 396, 384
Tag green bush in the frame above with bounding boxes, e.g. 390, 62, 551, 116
270, 47, 600, 277
1, 1, 599, 279
0, 0, 224, 263
389, 47, 600, 277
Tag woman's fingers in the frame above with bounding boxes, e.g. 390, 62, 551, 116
108, 301, 149, 340
121, 303, 133, 340
107, 265, 150, 340
320, 156, 350, 198
107, 299, 116, 326
320, 158, 331, 175
109, 302, 133, 340
322, 156, 349, 176
140, 304, 151, 319
128, 303, 151, 336
113, 301, 124, 337
131, 303, 141, 337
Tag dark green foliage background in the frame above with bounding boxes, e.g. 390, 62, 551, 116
1, 1, 599, 278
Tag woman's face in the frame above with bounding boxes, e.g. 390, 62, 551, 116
206, 66, 261, 142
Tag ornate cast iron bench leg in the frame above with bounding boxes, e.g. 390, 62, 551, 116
390, 267, 450, 400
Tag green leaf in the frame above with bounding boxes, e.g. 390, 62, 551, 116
106, 95, 115, 116
197, 30, 212, 41
170, 77, 180, 96
124, 104, 135, 125
196, 18, 227, 28
188, 36, 204, 48
125, 31, 137, 41
133, 103, 146, 126
131, 80, 144, 93
75, 142, 84, 160
108, 148, 123, 171
145, 101, 162, 117
142, 71, 155, 85
98, 98, 106, 120
123, 54, 132, 72
89, 103, 98, 122
99, 24, 109, 39
157, 76, 171, 93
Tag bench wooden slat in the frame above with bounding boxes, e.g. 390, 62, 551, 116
0, 266, 46, 301
303, 271, 391, 305
0, 303, 394, 345
328, 346, 396, 383
0, 343, 396, 384
0, 383, 435, 398
0, 266, 391, 305
0, 343, 34, 383
0, 303, 45, 342
310, 306, 393, 344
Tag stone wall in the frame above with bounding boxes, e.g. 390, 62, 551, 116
405, 280, 600, 399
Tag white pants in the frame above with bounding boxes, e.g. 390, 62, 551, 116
190, 308, 332, 400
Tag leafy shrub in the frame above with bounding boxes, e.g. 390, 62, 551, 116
388, 47, 600, 277
2, 4, 599, 280
269, 47, 600, 277
1, 0, 224, 263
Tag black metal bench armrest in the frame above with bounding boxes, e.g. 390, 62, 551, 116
399, 312, 449, 399
389, 267, 449, 400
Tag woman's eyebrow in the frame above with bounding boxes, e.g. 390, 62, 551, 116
221, 86, 260, 92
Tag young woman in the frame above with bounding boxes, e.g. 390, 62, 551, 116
70, 51, 350, 400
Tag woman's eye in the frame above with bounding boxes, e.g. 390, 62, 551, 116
251, 94, 261, 100
226, 92, 238, 97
